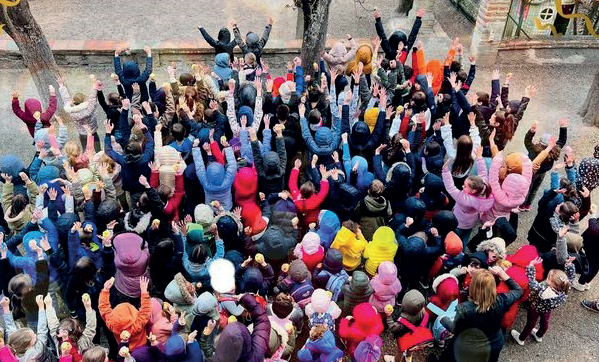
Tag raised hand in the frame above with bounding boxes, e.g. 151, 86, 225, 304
139, 276, 149, 293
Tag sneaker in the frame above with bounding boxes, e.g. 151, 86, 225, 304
518, 204, 531, 212
572, 280, 587, 292
581, 300, 599, 312
531, 328, 543, 342
510, 329, 525, 345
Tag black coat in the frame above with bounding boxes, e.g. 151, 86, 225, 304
199, 27, 237, 61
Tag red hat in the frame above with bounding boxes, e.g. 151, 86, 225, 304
241, 203, 267, 236
432, 274, 459, 305
444, 231, 463, 257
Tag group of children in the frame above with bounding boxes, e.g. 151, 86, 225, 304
1, 8, 598, 362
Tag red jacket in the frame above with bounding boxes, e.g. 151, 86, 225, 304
150, 171, 185, 222
289, 168, 329, 226
338, 303, 384, 355
301, 247, 325, 272
234, 167, 258, 208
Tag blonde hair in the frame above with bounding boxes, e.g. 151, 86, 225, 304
8, 328, 35, 356
469, 269, 497, 313
82, 346, 107, 362
244, 52, 256, 67
548, 269, 571, 294
368, 180, 385, 197
98, 154, 117, 174
309, 324, 328, 340
64, 140, 82, 166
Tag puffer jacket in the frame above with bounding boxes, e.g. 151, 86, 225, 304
193, 147, 237, 211
323, 39, 358, 72
338, 302, 384, 355
199, 27, 237, 60
289, 168, 329, 227
114, 55, 153, 102
316, 210, 341, 249
300, 115, 341, 159
330, 227, 367, 271
368, 261, 402, 312
232, 24, 272, 64
59, 85, 99, 135
113, 233, 150, 298
252, 136, 287, 196
339, 271, 373, 316
99, 288, 152, 350
442, 157, 494, 229
483, 152, 532, 223
363, 226, 397, 276
254, 201, 298, 262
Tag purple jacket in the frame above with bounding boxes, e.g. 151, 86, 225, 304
212, 294, 270, 362
442, 157, 494, 229
114, 233, 150, 298
368, 261, 402, 312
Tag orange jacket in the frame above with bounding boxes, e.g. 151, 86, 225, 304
99, 289, 152, 350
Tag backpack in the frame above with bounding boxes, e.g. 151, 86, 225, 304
427, 300, 458, 344
289, 280, 314, 308
396, 313, 434, 353
325, 270, 349, 301
217, 295, 238, 328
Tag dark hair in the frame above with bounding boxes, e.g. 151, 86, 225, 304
9, 193, 29, 218
559, 201, 579, 222
425, 141, 441, 157
452, 135, 474, 175
138, 193, 150, 213
466, 175, 492, 197
8, 274, 33, 320
171, 123, 185, 142
125, 141, 142, 156
380, 59, 390, 70
369, 180, 385, 197
58, 318, 83, 345
74, 257, 98, 287
404, 65, 414, 80
494, 110, 515, 142
108, 92, 121, 106
477, 91, 490, 106
559, 177, 578, 199
272, 293, 294, 318
450, 61, 461, 73
342, 220, 359, 233
276, 105, 290, 121
457, 70, 467, 83
300, 181, 315, 199
190, 244, 208, 264
412, 91, 426, 108
157, 184, 172, 204
308, 109, 321, 125
179, 73, 195, 86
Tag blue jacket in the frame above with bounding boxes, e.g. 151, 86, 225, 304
68, 222, 103, 270
300, 109, 341, 158
297, 330, 344, 362
183, 238, 225, 286
114, 55, 153, 102
105, 127, 154, 193
193, 147, 237, 211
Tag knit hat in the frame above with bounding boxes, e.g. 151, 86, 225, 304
363, 108, 379, 133
77, 168, 95, 186
400, 290, 426, 322
322, 248, 343, 274
186, 224, 204, 246
241, 204, 267, 236
192, 291, 220, 320
444, 231, 463, 257
540, 133, 551, 147
467, 251, 489, 269
432, 273, 459, 294
289, 259, 309, 282
165, 273, 195, 305
163, 335, 186, 361
194, 204, 214, 227
241, 267, 264, 294
433, 211, 459, 239
476, 237, 506, 259
209, 258, 236, 293
354, 335, 383, 362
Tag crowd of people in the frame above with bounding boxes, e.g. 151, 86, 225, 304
1, 8, 599, 362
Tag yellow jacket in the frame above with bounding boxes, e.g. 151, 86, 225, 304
363, 226, 398, 276
330, 226, 367, 271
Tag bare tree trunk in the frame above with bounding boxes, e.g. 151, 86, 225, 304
397, 0, 414, 15
0, 0, 61, 106
300, 0, 332, 75
580, 69, 599, 127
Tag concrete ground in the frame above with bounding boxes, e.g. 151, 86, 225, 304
2, 0, 599, 361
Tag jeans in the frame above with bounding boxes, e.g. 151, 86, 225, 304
519, 308, 551, 340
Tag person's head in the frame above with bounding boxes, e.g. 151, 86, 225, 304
452, 135, 474, 175
463, 175, 492, 197
107, 92, 121, 107
308, 86, 321, 103
300, 181, 315, 199
457, 70, 467, 83
64, 140, 82, 165
559, 177, 578, 199
309, 324, 328, 341
83, 346, 109, 362
74, 257, 97, 287
271, 293, 294, 319
368, 180, 385, 198
342, 220, 359, 234
8, 328, 36, 355
492, 110, 515, 141
8, 273, 33, 300
179, 73, 195, 87
125, 140, 142, 156
137, 192, 150, 213
171, 123, 185, 142
190, 244, 209, 264
556, 201, 579, 223
276, 105, 290, 122
411, 91, 426, 109
157, 184, 174, 203
425, 140, 440, 157
57, 318, 83, 344
72, 93, 86, 106
469, 269, 496, 313
476, 91, 490, 106
547, 269, 570, 294
99, 154, 116, 174
404, 65, 413, 80
308, 109, 322, 130
9, 192, 29, 218
78, 224, 95, 246
244, 52, 256, 67
450, 61, 461, 73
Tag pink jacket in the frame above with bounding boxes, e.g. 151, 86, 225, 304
368, 262, 402, 312
483, 153, 532, 223
442, 157, 494, 229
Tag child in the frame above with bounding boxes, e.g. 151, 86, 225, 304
99, 276, 152, 351
63, 125, 96, 171
312, 249, 349, 301
58, 76, 102, 151
305, 289, 341, 332
352, 180, 392, 241
3, 294, 51, 362
275, 260, 314, 308
289, 159, 330, 229
363, 226, 397, 277
386, 290, 433, 356
330, 220, 367, 271
339, 270, 374, 316
239, 254, 275, 296
297, 324, 344, 362
293, 232, 325, 272
339, 303, 384, 355
315, 210, 341, 250
169, 123, 193, 155
46, 294, 96, 361
440, 231, 465, 274
12, 86, 58, 137
368, 261, 402, 314
511, 257, 575, 344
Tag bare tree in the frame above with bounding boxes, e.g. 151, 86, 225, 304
1, 0, 61, 104
580, 69, 599, 127
296, 0, 333, 73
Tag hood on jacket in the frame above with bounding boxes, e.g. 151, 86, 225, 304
110, 303, 140, 331
246, 32, 259, 46
241, 267, 265, 294
363, 108, 379, 133
213, 322, 252, 362
328, 41, 349, 60
210, 258, 236, 293
322, 248, 344, 274
444, 231, 463, 257
206, 162, 226, 187
24, 98, 43, 117
214, 53, 232, 81
123, 61, 141, 80
424, 173, 444, 194
351, 156, 374, 192
401, 233, 427, 257
237, 105, 254, 122
234, 167, 258, 200
388, 30, 407, 53
351, 303, 383, 334
349, 270, 372, 294
432, 210, 458, 239
256, 226, 295, 261
370, 261, 401, 293
403, 197, 426, 222
502, 173, 530, 202
386, 162, 412, 194
299, 232, 321, 255
241, 204, 267, 237
306, 288, 341, 317
297, 330, 339, 359
314, 127, 333, 149
476, 237, 506, 259
165, 273, 195, 306
164, 334, 187, 362
506, 244, 539, 268
218, 27, 231, 43
215, 214, 242, 242
317, 210, 340, 249
23, 231, 43, 255
350, 121, 371, 148
113, 233, 149, 287
414, 74, 429, 94
192, 291, 220, 320
37, 165, 59, 185
370, 226, 396, 251
0, 155, 25, 179
263, 151, 280, 174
